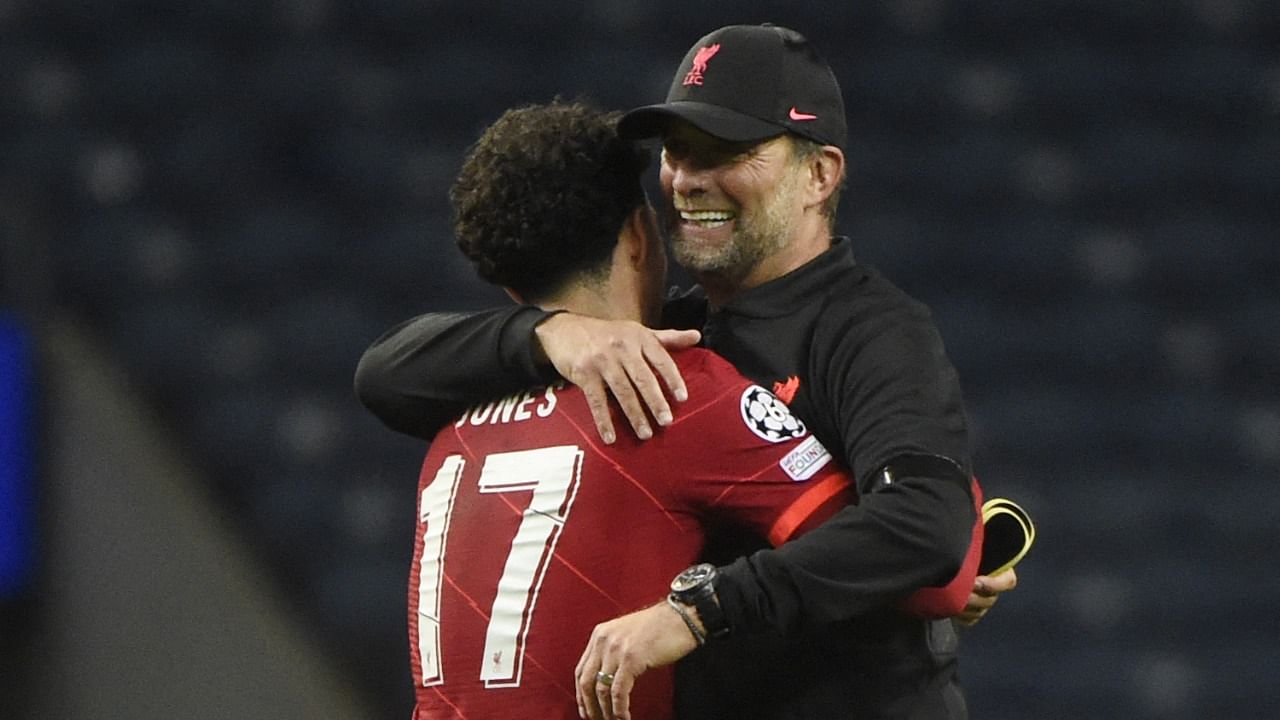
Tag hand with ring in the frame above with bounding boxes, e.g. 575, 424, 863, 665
574, 600, 701, 719
576, 666, 619, 719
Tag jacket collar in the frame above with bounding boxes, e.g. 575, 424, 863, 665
714, 236, 865, 319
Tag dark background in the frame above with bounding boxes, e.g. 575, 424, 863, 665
3, 1, 1278, 718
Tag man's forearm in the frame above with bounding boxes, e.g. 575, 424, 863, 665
353, 306, 555, 439
714, 470, 975, 634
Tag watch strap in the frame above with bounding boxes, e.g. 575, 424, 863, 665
665, 595, 707, 646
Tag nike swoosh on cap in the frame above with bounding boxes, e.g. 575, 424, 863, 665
788, 107, 818, 121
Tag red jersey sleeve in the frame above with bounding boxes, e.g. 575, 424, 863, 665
657, 349, 853, 546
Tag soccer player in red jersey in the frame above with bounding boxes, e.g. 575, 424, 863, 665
403, 100, 853, 720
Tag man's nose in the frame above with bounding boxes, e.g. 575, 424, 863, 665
668, 160, 708, 197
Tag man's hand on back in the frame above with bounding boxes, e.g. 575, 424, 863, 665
534, 313, 700, 443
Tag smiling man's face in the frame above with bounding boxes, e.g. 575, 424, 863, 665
658, 122, 806, 290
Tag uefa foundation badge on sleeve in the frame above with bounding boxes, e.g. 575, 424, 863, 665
779, 436, 832, 481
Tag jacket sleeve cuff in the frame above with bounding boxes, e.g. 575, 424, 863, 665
713, 558, 779, 634
498, 306, 563, 384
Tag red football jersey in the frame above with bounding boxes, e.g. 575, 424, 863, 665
407, 348, 850, 720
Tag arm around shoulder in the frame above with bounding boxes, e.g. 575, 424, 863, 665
353, 306, 557, 440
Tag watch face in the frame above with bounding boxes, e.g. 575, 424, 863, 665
672, 563, 714, 593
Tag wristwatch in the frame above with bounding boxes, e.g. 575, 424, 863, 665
669, 563, 730, 640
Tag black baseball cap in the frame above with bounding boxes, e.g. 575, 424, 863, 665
619, 24, 847, 151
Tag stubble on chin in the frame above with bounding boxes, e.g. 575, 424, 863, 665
669, 173, 798, 287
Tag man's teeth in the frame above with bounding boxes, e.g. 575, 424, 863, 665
680, 210, 734, 227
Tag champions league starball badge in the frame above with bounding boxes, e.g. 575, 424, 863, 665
740, 385, 807, 442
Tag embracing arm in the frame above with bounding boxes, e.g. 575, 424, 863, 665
353, 306, 557, 440
354, 305, 701, 441
716, 461, 975, 634
716, 299, 979, 634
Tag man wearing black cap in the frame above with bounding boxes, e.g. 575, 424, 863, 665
356, 23, 1015, 720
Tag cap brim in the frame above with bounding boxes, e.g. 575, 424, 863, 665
619, 101, 786, 144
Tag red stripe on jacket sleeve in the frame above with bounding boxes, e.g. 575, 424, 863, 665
899, 476, 985, 619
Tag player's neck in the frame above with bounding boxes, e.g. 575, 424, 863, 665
538, 282, 641, 324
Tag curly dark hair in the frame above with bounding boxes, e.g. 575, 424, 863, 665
449, 99, 650, 302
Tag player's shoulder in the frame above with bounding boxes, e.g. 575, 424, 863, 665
670, 347, 765, 408
671, 347, 746, 385
668, 349, 813, 448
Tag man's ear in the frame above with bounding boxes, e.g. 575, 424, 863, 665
805, 146, 845, 210
621, 205, 658, 270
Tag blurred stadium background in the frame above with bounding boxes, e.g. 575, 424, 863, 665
2, 0, 1278, 718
